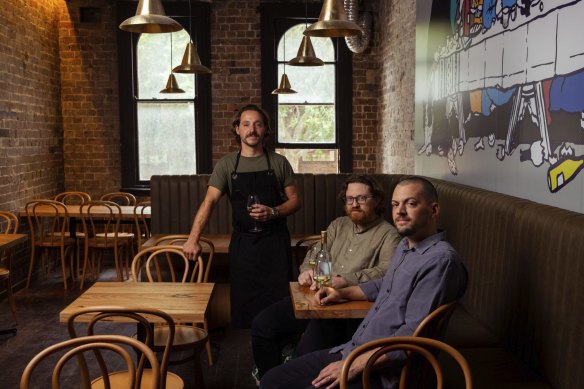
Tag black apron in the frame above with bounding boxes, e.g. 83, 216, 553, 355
228, 151, 292, 329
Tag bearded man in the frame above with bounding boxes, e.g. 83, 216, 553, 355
251, 175, 401, 381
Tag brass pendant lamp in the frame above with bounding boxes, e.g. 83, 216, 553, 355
160, 33, 185, 94
173, 0, 211, 74
119, 0, 183, 34
272, 33, 297, 94
304, 0, 363, 38
288, 0, 324, 67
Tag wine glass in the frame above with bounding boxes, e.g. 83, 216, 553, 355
247, 194, 263, 232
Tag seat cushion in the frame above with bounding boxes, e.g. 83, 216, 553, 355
91, 369, 183, 389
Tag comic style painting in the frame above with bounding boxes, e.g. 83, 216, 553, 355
416, 0, 584, 204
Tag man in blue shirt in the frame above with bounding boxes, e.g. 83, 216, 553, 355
260, 176, 468, 389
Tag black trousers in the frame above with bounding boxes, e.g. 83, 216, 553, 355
251, 296, 361, 378
259, 349, 383, 389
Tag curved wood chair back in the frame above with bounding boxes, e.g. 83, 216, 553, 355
132, 245, 203, 284
0, 211, 19, 234
20, 334, 160, 389
25, 200, 75, 289
152, 234, 215, 283
100, 192, 137, 206
67, 306, 178, 389
0, 211, 20, 324
294, 234, 320, 274
340, 336, 472, 389
399, 301, 458, 387
54, 191, 91, 205
79, 201, 132, 287
134, 201, 151, 251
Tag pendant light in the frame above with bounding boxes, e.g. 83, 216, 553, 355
173, 0, 211, 74
160, 33, 185, 94
288, 0, 324, 66
272, 32, 297, 94
119, 0, 183, 34
304, 0, 362, 38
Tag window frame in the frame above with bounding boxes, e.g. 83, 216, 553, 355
260, 3, 353, 173
117, 1, 212, 195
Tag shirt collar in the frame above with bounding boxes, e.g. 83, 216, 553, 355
399, 230, 446, 254
353, 215, 384, 234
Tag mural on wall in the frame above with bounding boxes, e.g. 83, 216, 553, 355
417, 0, 584, 194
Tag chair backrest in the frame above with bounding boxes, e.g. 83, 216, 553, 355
100, 191, 137, 206
81, 200, 122, 241
294, 234, 320, 273
134, 200, 151, 250
132, 245, 204, 284
20, 334, 160, 389
152, 234, 215, 282
66, 306, 175, 389
54, 191, 91, 205
25, 200, 70, 244
339, 336, 472, 389
0, 211, 19, 234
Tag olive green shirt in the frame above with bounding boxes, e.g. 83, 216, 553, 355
299, 215, 401, 285
208, 150, 295, 198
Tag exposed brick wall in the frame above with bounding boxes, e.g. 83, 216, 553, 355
352, 2, 380, 173
0, 0, 64, 213
59, 0, 121, 199
377, 0, 416, 174
210, 0, 263, 163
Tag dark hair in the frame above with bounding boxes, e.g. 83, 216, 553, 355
338, 174, 386, 215
397, 176, 438, 203
231, 104, 272, 143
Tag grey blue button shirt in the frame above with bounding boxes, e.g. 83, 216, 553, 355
331, 231, 468, 387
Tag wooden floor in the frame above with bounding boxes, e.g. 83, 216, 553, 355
0, 269, 257, 389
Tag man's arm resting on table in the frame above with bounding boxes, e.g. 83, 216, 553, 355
314, 285, 367, 305
183, 186, 222, 259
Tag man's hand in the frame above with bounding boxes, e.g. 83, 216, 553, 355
331, 276, 348, 289
182, 240, 202, 261
315, 286, 342, 305
298, 269, 314, 287
311, 360, 361, 389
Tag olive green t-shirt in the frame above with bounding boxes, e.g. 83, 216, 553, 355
208, 150, 295, 199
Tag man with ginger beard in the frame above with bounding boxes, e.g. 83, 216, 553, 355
251, 175, 401, 381
260, 176, 468, 389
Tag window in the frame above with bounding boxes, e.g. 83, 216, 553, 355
117, 1, 211, 193
261, 3, 353, 173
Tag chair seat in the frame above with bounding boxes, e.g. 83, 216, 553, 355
95, 232, 135, 239
0, 267, 9, 277
91, 369, 184, 389
49, 231, 86, 238
37, 237, 76, 246
153, 324, 208, 349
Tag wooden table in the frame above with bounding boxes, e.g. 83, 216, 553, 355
143, 233, 314, 254
19, 204, 149, 221
60, 282, 214, 324
289, 282, 373, 319
0, 234, 27, 250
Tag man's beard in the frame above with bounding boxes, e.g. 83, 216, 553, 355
349, 209, 369, 224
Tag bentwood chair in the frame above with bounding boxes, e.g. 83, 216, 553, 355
79, 201, 134, 289
67, 306, 183, 389
293, 234, 320, 277
25, 200, 76, 290
152, 235, 216, 364
100, 192, 137, 206
132, 246, 209, 387
339, 336, 473, 389
20, 335, 161, 389
0, 211, 20, 324
134, 201, 151, 252
54, 191, 91, 278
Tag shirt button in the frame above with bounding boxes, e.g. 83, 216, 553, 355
386, 289, 390, 293
351, 342, 355, 346
375, 307, 379, 311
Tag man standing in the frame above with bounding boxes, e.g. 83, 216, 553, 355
252, 175, 401, 379
183, 104, 300, 329
260, 176, 468, 389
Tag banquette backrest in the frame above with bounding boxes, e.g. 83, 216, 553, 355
150, 173, 584, 388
